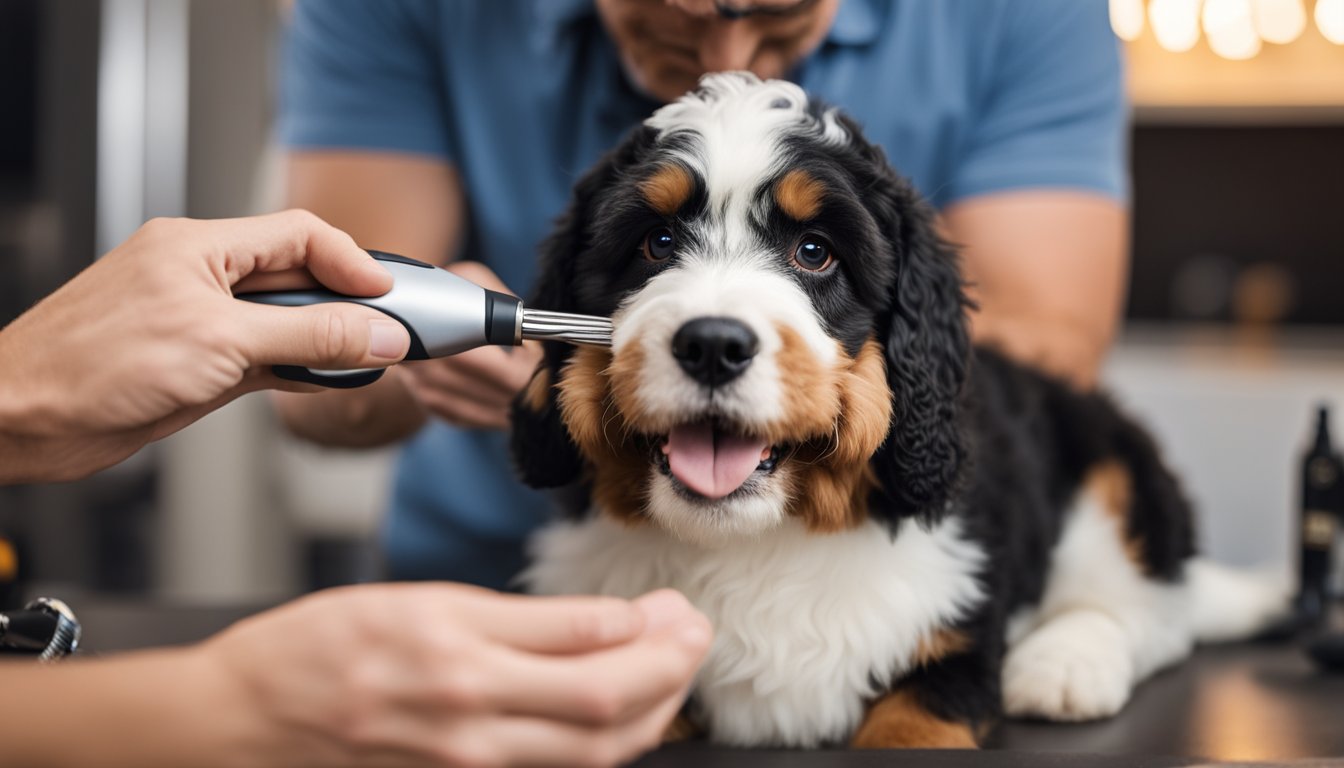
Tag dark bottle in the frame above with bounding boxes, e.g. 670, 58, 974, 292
1297, 406, 1341, 625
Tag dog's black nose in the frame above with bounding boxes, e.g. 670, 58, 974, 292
672, 317, 758, 387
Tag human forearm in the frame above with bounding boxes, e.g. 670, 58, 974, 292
969, 308, 1114, 389
0, 321, 148, 485
945, 191, 1128, 390
0, 650, 260, 768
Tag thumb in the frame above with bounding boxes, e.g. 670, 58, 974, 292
239, 301, 411, 369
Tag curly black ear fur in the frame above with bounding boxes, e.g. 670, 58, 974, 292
508, 128, 657, 488
857, 137, 973, 526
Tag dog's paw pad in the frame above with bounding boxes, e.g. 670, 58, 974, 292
1002, 619, 1134, 722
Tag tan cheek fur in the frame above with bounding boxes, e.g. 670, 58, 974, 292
782, 337, 892, 533
557, 347, 650, 524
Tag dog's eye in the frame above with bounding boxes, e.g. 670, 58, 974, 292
643, 226, 677, 262
792, 236, 833, 272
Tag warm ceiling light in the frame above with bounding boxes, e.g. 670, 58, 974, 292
1111, 0, 1147, 40
1318, 0, 1344, 44
1253, 0, 1308, 42
1204, 0, 1263, 58
1151, 0, 1204, 51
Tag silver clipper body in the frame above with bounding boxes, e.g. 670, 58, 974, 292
238, 251, 611, 388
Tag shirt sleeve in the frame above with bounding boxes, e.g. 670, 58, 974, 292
946, 0, 1128, 205
279, 0, 453, 161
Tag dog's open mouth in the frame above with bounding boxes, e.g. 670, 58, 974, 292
652, 420, 781, 500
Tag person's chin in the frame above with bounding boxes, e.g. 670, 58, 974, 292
619, 57, 699, 103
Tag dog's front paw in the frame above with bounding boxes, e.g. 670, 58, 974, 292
1002, 610, 1134, 722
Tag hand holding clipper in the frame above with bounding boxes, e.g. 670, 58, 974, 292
238, 251, 612, 388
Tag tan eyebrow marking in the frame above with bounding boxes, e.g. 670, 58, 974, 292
775, 169, 826, 221
639, 164, 694, 216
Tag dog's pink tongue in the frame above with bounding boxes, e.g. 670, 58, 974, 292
666, 423, 768, 500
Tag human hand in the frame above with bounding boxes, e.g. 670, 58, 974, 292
198, 583, 711, 768
399, 261, 542, 431
0, 210, 411, 483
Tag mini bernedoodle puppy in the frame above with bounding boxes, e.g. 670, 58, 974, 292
509, 73, 1282, 749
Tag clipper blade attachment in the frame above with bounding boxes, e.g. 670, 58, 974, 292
520, 308, 613, 348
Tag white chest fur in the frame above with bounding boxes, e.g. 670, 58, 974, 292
522, 516, 985, 747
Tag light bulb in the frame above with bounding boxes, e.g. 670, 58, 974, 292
1318, 0, 1344, 44
1151, 0, 1204, 51
1204, 0, 1263, 58
1252, 0, 1307, 43
1111, 0, 1147, 41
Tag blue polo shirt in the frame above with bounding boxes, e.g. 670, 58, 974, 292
280, 0, 1126, 589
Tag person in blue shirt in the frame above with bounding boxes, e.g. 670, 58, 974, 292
275, 0, 1129, 590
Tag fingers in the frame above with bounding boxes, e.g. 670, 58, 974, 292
399, 350, 531, 430
485, 611, 710, 727
231, 267, 321, 295
402, 358, 516, 409
462, 592, 650, 655
190, 209, 393, 296
238, 300, 410, 370
406, 382, 510, 430
448, 344, 540, 393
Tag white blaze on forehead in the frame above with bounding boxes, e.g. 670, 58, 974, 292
645, 72, 848, 223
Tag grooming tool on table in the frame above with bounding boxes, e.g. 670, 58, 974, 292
238, 251, 612, 388
0, 598, 81, 661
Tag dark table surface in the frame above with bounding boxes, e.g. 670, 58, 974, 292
68, 599, 1344, 767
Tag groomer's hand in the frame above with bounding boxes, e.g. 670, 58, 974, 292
201, 584, 711, 768
0, 210, 410, 484
399, 261, 541, 431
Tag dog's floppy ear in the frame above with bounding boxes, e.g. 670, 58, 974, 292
862, 152, 972, 525
509, 128, 656, 488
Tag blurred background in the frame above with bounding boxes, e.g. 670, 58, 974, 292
0, 0, 1341, 607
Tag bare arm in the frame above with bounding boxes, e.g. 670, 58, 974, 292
0, 586, 710, 768
942, 191, 1129, 389
270, 151, 465, 446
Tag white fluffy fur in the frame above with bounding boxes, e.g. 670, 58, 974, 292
1186, 558, 1289, 642
1002, 484, 1285, 721
522, 515, 986, 747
